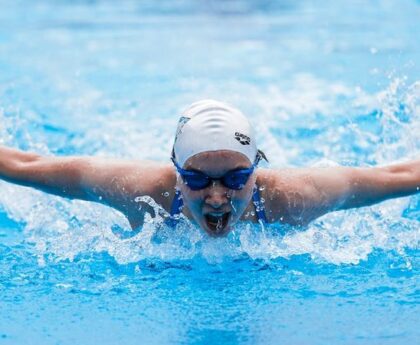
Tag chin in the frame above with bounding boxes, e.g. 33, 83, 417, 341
204, 226, 232, 237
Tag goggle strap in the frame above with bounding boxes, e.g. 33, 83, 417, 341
257, 149, 269, 163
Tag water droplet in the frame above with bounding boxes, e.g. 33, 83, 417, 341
98, 196, 103, 201
216, 217, 223, 231
260, 197, 265, 203
230, 199, 237, 213
163, 192, 170, 197
259, 186, 265, 191
250, 211, 255, 216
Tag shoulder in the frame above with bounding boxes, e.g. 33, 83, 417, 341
122, 160, 177, 205
117, 160, 177, 228
256, 168, 320, 226
85, 158, 177, 209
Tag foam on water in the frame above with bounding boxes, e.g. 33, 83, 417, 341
1, 2, 419, 343
1, 76, 418, 267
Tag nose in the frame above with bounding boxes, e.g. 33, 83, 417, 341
205, 182, 229, 209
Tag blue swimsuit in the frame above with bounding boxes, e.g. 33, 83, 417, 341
166, 187, 267, 227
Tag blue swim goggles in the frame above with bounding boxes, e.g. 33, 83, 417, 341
171, 151, 266, 191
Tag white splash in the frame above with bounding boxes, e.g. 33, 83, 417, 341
0, 77, 419, 265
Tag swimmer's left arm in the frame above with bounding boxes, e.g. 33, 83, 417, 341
265, 159, 420, 225
335, 159, 420, 210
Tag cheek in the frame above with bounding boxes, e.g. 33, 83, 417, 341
230, 178, 256, 209
232, 194, 249, 209
230, 189, 252, 210
179, 185, 203, 210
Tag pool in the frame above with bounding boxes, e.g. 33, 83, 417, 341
0, 0, 419, 344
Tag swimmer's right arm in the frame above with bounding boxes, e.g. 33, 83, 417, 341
0, 146, 89, 199
0, 146, 175, 218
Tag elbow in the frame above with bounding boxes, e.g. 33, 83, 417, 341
385, 161, 420, 181
1, 153, 40, 181
15, 154, 44, 176
382, 165, 420, 195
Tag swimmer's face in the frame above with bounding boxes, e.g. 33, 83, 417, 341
177, 150, 256, 237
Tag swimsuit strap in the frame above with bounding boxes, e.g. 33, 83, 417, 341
252, 187, 267, 224
165, 189, 184, 227
166, 186, 267, 227
170, 189, 184, 217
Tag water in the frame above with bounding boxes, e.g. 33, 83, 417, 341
0, 0, 419, 344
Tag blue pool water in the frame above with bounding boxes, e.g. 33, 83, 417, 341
0, 1, 419, 344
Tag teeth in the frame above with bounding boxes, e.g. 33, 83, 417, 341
205, 212, 230, 233
208, 212, 224, 217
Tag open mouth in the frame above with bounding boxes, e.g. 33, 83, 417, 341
204, 212, 231, 234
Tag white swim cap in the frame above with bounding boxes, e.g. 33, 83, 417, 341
172, 99, 259, 167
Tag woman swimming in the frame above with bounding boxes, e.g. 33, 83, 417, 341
0, 99, 419, 237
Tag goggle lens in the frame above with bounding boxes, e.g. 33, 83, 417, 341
181, 169, 253, 190
171, 152, 265, 191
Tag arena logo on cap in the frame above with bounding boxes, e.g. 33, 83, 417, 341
235, 132, 251, 145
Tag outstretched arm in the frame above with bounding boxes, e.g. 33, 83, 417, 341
333, 160, 419, 209
263, 159, 420, 225
0, 146, 175, 226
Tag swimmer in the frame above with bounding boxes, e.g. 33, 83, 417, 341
0, 99, 419, 237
